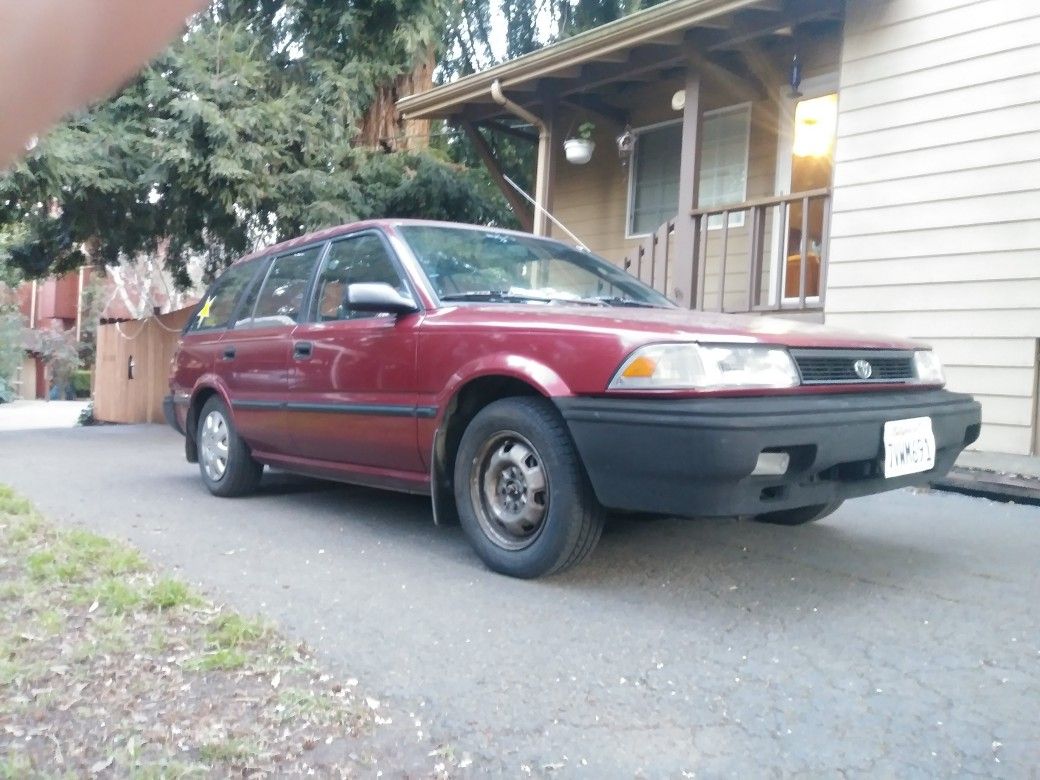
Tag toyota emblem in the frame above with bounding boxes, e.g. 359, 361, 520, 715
853, 359, 873, 380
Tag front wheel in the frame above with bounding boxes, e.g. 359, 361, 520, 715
454, 397, 604, 578
753, 501, 843, 526
197, 396, 263, 497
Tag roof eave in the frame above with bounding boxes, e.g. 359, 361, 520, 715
397, 0, 762, 121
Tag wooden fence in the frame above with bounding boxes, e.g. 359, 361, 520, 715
94, 307, 192, 424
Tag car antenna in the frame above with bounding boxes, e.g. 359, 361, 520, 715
502, 174, 589, 251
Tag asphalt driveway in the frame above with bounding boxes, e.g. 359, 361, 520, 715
1, 423, 1038, 776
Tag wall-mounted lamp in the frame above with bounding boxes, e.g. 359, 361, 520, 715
671, 89, 686, 112
789, 53, 803, 99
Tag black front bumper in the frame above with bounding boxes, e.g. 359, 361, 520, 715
555, 389, 981, 518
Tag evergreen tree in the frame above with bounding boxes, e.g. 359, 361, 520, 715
0, 0, 667, 285
0, 0, 513, 284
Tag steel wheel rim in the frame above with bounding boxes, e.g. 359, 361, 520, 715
200, 410, 230, 482
470, 430, 549, 551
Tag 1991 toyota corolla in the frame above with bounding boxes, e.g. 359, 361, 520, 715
166, 220, 981, 578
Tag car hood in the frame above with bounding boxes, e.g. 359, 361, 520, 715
425, 304, 925, 351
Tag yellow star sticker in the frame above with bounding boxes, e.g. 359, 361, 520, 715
196, 295, 215, 324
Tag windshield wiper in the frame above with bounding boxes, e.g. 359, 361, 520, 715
581, 295, 662, 308
440, 290, 605, 306
440, 290, 554, 303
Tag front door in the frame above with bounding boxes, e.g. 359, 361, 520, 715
771, 73, 839, 303
288, 231, 424, 473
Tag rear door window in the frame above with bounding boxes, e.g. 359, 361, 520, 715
238, 246, 323, 328
187, 260, 263, 332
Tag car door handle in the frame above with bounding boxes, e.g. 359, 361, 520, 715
222, 346, 236, 361
293, 341, 313, 360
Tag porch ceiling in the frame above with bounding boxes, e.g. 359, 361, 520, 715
397, 0, 844, 124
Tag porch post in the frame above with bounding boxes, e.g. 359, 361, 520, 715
533, 96, 557, 237
488, 80, 555, 238
672, 63, 702, 308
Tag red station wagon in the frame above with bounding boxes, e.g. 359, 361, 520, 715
166, 220, 982, 578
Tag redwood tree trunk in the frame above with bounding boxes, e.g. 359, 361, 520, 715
358, 47, 435, 151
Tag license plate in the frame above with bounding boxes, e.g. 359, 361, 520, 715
883, 416, 936, 478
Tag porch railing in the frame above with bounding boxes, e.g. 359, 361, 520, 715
622, 218, 675, 297
624, 188, 832, 314
692, 187, 831, 313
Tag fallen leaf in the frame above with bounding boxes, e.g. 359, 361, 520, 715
90, 756, 114, 773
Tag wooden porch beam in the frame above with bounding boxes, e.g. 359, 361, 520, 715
593, 50, 632, 63
644, 30, 688, 46
478, 119, 538, 143
560, 94, 629, 127
732, 41, 782, 100
458, 101, 514, 124
459, 120, 534, 232
684, 44, 767, 102
708, 0, 842, 51
560, 44, 689, 97
746, 0, 783, 11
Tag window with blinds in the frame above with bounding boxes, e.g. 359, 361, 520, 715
698, 105, 751, 229
629, 122, 682, 236
627, 105, 751, 236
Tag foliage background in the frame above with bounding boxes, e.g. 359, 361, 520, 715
0, 0, 663, 289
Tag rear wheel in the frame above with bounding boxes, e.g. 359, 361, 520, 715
197, 396, 263, 497
753, 501, 843, 526
454, 397, 604, 578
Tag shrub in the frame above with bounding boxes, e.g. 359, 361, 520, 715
71, 369, 92, 397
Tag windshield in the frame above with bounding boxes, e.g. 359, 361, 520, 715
397, 225, 673, 308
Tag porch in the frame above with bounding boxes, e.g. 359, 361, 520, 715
623, 187, 832, 315
397, 0, 845, 316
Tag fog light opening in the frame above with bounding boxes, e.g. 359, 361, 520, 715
752, 451, 791, 477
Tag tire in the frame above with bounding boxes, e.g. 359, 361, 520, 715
753, 500, 843, 526
196, 396, 263, 497
453, 397, 605, 578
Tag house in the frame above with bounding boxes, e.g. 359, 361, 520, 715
13, 264, 199, 400
398, 0, 1040, 456
11, 271, 85, 399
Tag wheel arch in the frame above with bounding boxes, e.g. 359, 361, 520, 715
184, 382, 231, 464
430, 374, 551, 526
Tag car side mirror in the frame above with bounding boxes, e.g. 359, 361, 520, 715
346, 282, 418, 315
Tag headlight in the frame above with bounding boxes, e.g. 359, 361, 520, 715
609, 343, 799, 391
913, 350, 945, 385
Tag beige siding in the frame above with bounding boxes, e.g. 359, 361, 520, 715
827, 0, 1040, 455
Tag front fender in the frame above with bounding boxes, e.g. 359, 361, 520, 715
425, 354, 573, 526
430, 353, 572, 425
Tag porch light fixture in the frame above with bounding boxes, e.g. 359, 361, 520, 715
788, 53, 802, 98
792, 94, 838, 157
671, 89, 686, 112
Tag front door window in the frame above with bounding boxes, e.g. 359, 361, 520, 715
782, 92, 838, 299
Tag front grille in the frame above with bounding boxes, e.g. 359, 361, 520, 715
790, 349, 916, 385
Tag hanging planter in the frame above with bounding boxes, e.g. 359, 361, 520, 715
563, 122, 596, 165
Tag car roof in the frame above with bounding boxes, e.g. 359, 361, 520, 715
232, 219, 554, 266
